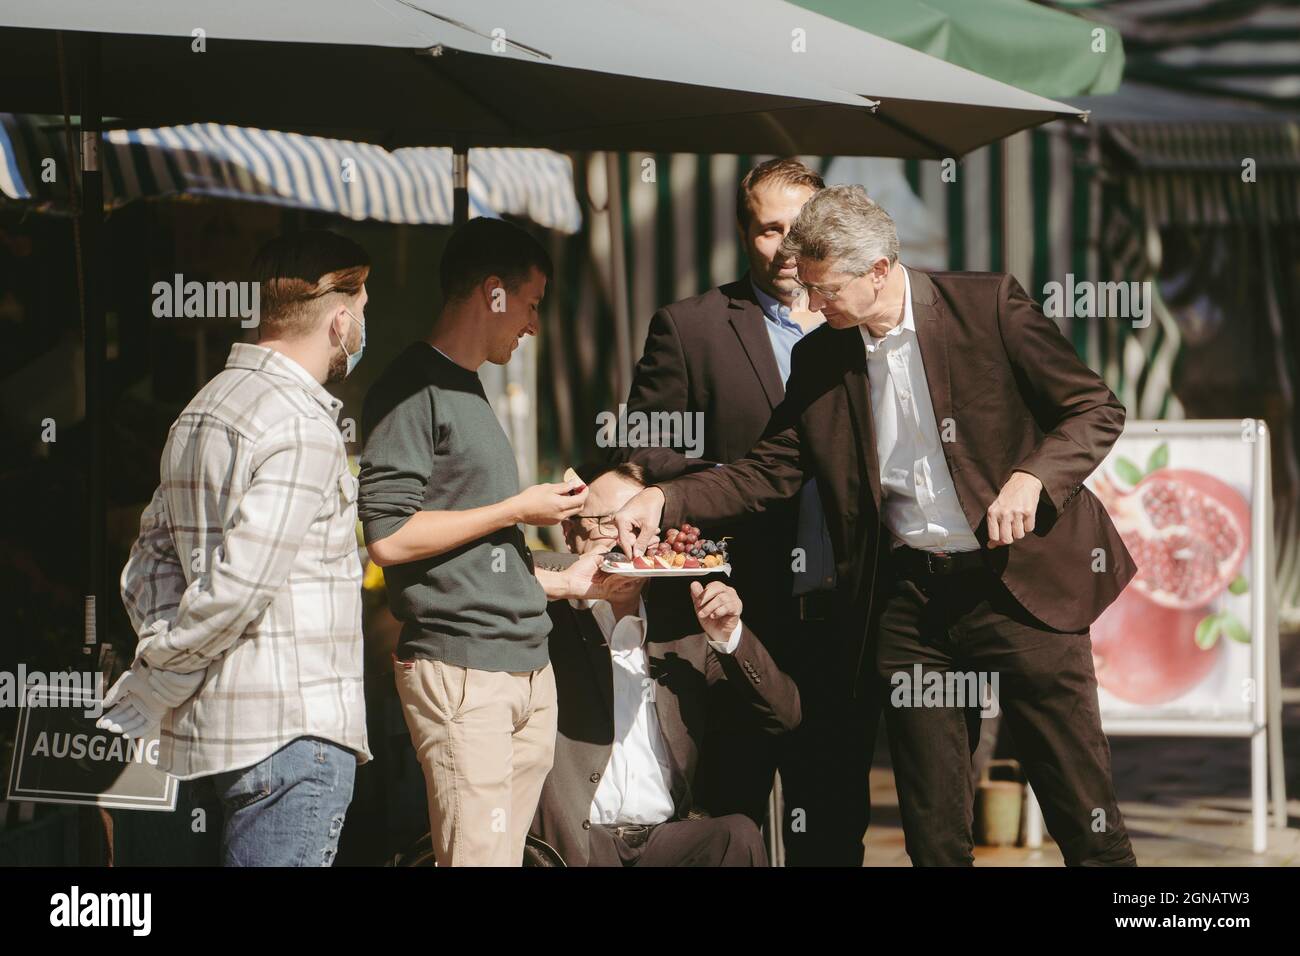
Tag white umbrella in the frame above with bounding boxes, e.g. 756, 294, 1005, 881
0, 0, 1083, 155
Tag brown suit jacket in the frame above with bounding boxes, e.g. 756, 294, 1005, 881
658, 268, 1137, 688
528, 580, 801, 867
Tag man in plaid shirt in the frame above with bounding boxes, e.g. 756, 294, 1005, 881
105, 231, 373, 866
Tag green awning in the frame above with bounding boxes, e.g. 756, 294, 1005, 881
792, 0, 1124, 99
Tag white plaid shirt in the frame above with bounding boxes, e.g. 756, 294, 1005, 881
121, 343, 371, 779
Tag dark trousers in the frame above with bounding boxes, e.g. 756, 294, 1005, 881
694, 613, 881, 867
873, 564, 1136, 867
779, 616, 882, 867
585, 814, 767, 867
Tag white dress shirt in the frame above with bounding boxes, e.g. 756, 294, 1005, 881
860, 267, 980, 553
571, 595, 741, 826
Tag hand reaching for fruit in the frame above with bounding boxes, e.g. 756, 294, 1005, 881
558, 547, 635, 602
511, 479, 588, 527
614, 486, 666, 557
690, 580, 742, 644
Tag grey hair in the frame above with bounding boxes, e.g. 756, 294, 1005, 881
778, 184, 899, 273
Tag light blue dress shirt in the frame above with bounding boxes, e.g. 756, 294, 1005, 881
750, 280, 837, 595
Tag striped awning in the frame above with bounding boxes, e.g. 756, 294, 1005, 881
1106, 122, 1300, 226
1046, 0, 1300, 110
0, 115, 582, 234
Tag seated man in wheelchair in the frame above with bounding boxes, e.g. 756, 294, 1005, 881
526, 462, 802, 867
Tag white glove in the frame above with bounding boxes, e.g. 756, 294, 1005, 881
96, 670, 158, 739
96, 660, 205, 740
96, 700, 151, 739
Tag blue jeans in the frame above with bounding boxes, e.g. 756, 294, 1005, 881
208, 736, 357, 867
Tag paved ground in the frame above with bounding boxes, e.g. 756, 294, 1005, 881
862, 764, 1300, 867
860, 707, 1300, 867
853, 632, 1300, 867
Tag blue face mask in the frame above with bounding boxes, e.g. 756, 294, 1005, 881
340, 307, 365, 376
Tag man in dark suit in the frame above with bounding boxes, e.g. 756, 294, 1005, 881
614, 185, 1139, 867
613, 159, 879, 866
528, 462, 801, 867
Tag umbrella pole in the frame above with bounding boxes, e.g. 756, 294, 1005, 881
603, 152, 632, 401
453, 140, 468, 226
78, 31, 111, 867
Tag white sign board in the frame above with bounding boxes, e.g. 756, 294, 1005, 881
1086, 421, 1262, 728
1082, 419, 1283, 852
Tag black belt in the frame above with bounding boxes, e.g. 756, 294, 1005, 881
797, 590, 835, 622
601, 823, 656, 849
891, 546, 986, 579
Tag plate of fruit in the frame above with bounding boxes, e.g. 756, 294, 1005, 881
601, 524, 731, 576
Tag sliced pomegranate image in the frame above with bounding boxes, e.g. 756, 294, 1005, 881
1091, 587, 1222, 705
1093, 467, 1250, 610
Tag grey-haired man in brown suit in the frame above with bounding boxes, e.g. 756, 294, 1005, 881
614, 186, 1138, 867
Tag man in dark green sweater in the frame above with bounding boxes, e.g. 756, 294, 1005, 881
359, 218, 604, 867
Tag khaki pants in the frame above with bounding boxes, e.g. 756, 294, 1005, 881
394, 657, 557, 867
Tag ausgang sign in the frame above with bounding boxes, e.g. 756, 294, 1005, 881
6, 684, 177, 811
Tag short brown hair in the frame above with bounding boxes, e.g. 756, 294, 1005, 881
439, 217, 554, 305
577, 460, 646, 488
736, 158, 825, 230
251, 230, 370, 339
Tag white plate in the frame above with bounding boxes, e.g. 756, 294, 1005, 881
601, 560, 731, 577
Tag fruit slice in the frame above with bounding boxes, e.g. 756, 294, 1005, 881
654, 555, 675, 570
632, 556, 654, 570
562, 467, 586, 494
1094, 468, 1250, 609
1091, 587, 1221, 704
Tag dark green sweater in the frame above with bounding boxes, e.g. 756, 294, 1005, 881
359, 343, 549, 671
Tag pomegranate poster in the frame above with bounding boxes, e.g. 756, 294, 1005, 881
1086, 423, 1258, 724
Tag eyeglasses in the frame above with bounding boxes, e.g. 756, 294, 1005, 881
799, 272, 867, 302
574, 514, 618, 538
